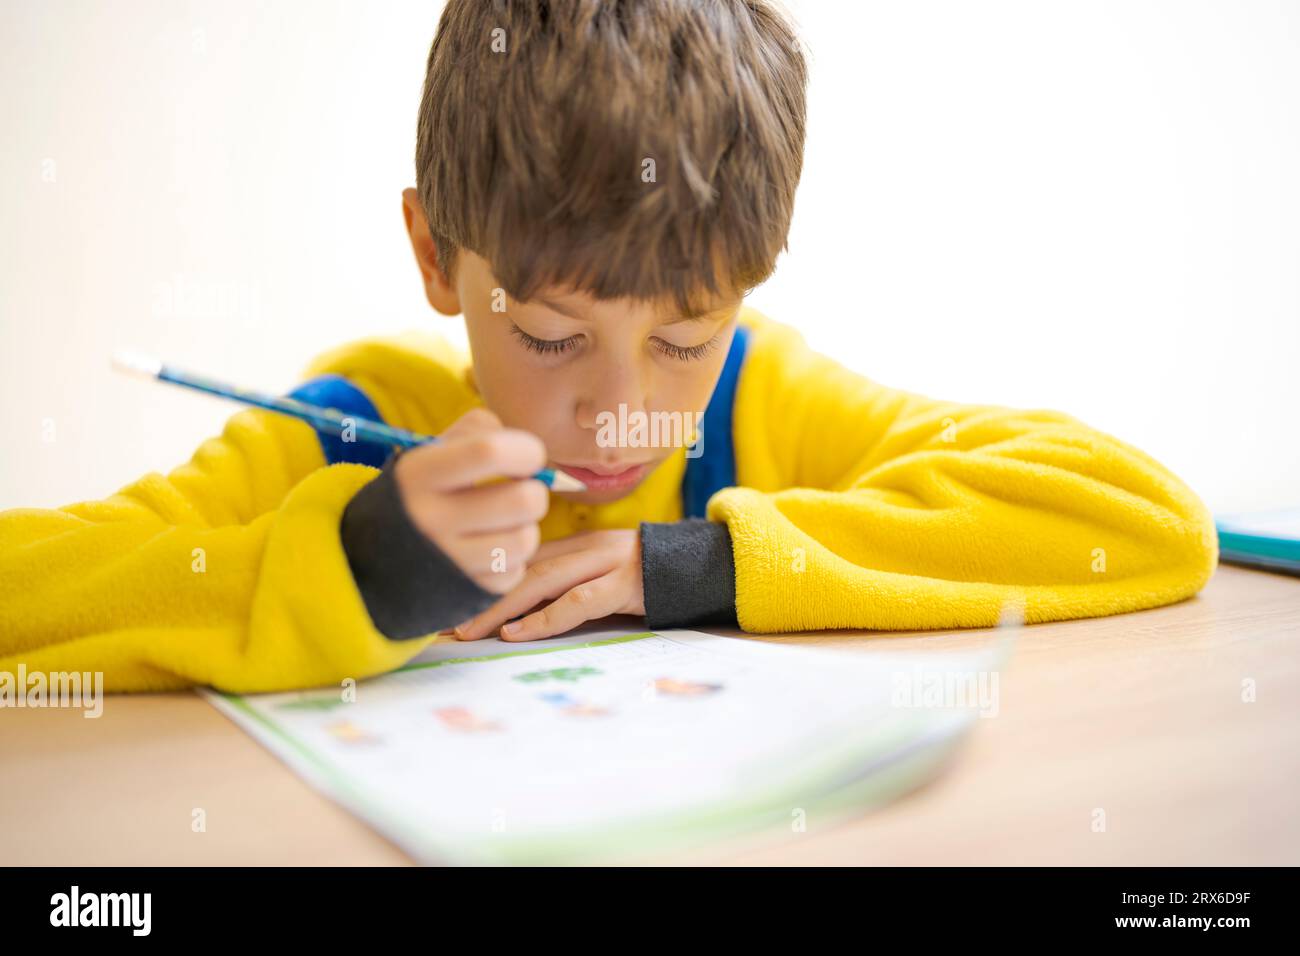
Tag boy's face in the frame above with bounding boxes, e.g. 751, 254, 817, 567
403, 192, 742, 505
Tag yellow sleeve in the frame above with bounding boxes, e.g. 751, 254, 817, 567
712, 311, 1219, 632
0, 361, 450, 694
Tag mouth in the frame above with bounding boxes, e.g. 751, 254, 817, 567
554, 461, 651, 492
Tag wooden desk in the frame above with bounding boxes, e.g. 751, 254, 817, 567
2, 564, 1297, 866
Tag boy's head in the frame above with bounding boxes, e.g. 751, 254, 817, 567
402, 0, 807, 503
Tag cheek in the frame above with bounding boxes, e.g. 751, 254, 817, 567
469, 349, 571, 437
464, 322, 529, 414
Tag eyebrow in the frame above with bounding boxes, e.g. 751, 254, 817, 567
535, 296, 724, 324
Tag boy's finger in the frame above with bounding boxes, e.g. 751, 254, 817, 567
438, 406, 502, 439
422, 478, 550, 535
447, 523, 540, 579
406, 429, 547, 492
448, 596, 545, 641
528, 529, 602, 563
500, 574, 623, 641
453, 548, 612, 640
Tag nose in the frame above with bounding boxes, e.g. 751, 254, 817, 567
574, 361, 649, 442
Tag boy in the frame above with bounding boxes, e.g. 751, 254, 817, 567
0, 0, 1217, 693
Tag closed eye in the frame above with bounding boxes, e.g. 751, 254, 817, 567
509, 323, 721, 362
509, 323, 581, 355
654, 335, 721, 362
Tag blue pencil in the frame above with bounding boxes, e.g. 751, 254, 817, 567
110, 350, 587, 492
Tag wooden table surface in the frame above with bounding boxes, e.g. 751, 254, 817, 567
3, 564, 1297, 866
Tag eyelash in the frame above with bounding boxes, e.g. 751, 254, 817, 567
509, 324, 580, 355
508, 323, 719, 362
656, 338, 719, 362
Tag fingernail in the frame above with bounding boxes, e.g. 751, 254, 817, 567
500, 622, 519, 637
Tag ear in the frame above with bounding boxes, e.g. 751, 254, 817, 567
402, 187, 460, 316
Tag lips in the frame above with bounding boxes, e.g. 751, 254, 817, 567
555, 462, 650, 491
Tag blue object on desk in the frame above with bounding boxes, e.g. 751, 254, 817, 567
1216, 510, 1300, 576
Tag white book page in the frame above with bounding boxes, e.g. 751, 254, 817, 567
203, 628, 999, 864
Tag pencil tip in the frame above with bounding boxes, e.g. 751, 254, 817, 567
549, 470, 588, 493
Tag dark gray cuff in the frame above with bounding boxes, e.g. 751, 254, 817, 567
340, 451, 499, 640
639, 518, 740, 629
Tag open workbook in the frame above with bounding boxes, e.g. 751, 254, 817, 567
202, 627, 1006, 864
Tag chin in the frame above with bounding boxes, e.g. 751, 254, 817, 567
561, 482, 642, 505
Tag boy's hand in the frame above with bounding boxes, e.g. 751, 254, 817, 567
447, 529, 645, 641
393, 407, 549, 595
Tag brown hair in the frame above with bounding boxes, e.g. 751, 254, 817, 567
415, 0, 808, 315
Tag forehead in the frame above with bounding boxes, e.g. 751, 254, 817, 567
532, 291, 736, 324
463, 249, 743, 322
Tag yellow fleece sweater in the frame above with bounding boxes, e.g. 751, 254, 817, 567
0, 307, 1217, 692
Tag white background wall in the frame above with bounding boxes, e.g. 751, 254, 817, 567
2, 0, 1296, 513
